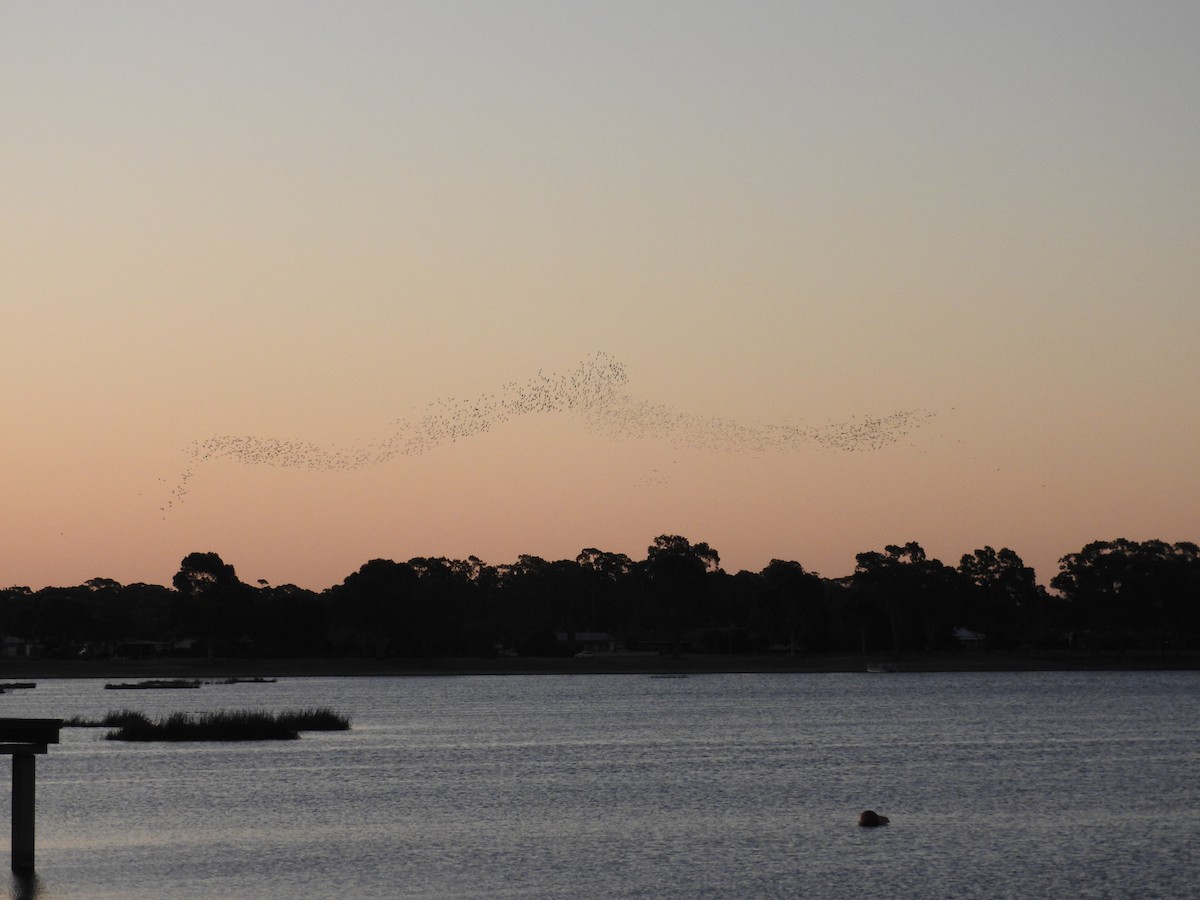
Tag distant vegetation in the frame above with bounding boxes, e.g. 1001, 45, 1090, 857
102, 708, 350, 741
104, 679, 201, 690
2, 536, 1198, 661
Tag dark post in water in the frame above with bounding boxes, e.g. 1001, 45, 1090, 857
12, 753, 35, 872
0, 719, 62, 874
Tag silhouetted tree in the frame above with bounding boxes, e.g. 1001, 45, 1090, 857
330, 559, 419, 656
645, 535, 721, 656
853, 543, 959, 656
958, 547, 1040, 649
576, 548, 635, 635
1052, 539, 1200, 651
497, 555, 570, 655
13, 533, 1200, 664
77, 579, 175, 653
27, 586, 95, 655
255, 583, 328, 656
172, 552, 248, 658
450, 556, 500, 656
407, 557, 478, 659
759, 559, 828, 654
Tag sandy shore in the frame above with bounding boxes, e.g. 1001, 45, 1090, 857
0, 651, 1196, 680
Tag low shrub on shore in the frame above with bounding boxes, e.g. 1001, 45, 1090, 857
103, 708, 350, 742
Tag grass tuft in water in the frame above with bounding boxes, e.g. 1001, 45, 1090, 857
104, 708, 349, 742
275, 708, 351, 732
63, 709, 153, 728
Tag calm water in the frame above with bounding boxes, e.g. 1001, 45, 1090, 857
1, 671, 1196, 898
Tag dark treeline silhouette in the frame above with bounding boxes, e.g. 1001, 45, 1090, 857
2, 537, 1198, 661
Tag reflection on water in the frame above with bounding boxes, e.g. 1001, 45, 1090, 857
1, 672, 1197, 898
9, 873, 42, 900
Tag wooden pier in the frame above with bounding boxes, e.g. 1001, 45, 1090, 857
0, 719, 61, 874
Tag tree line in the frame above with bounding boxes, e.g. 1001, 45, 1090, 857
2, 536, 1197, 660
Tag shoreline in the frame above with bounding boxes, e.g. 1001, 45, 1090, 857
2, 651, 1197, 680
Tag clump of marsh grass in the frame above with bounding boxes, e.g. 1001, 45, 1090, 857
104, 679, 202, 690
109, 710, 298, 741
104, 708, 350, 742
63, 709, 152, 729
275, 708, 351, 732
63, 715, 104, 728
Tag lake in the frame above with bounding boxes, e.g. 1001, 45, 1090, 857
2, 671, 1196, 898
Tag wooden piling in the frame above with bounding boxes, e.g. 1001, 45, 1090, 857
0, 719, 61, 874
11, 754, 35, 874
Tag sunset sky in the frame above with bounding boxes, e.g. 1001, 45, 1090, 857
5, 2, 1197, 591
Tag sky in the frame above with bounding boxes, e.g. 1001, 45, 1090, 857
4, 1, 1198, 591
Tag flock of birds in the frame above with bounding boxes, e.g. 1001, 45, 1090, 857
162, 352, 935, 512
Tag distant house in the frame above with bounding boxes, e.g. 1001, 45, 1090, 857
114, 640, 170, 659
1, 636, 42, 658
954, 627, 985, 650
172, 638, 201, 656
684, 626, 754, 654
555, 631, 619, 654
